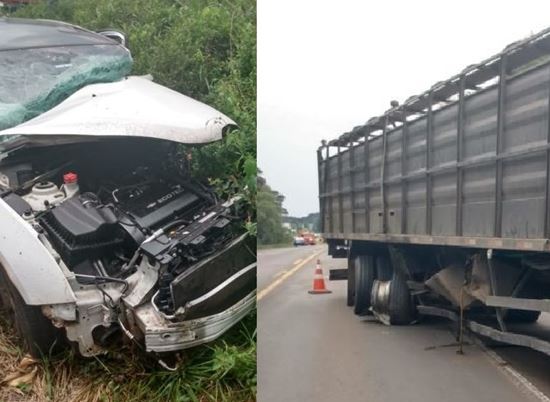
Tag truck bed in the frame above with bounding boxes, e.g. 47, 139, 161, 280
319, 27, 550, 252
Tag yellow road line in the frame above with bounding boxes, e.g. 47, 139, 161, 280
293, 258, 303, 265
273, 270, 287, 279
257, 250, 324, 301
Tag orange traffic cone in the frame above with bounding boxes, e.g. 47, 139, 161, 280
308, 259, 332, 294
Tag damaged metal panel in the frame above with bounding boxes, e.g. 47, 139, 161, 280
418, 305, 550, 356
0, 76, 236, 149
425, 255, 523, 307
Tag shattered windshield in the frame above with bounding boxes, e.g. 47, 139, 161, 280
0, 44, 132, 135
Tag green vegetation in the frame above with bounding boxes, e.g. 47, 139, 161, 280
1, 1, 256, 401
257, 173, 292, 246
0, 307, 256, 402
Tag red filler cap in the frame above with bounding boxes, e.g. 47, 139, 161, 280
63, 172, 78, 184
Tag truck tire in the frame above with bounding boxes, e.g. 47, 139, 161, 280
353, 255, 375, 315
505, 309, 541, 323
347, 256, 356, 306
371, 255, 416, 325
388, 272, 416, 324
0, 265, 64, 357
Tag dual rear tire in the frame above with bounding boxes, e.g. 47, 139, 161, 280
351, 255, 375, 315
348, 252, 415, 324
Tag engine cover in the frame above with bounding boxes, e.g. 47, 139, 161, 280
115, 182, 200, 229
39, 197, 125, 265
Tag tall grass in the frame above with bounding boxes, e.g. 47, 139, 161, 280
0, 308, 256, 402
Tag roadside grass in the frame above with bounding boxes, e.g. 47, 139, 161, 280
0, 307, 256, 402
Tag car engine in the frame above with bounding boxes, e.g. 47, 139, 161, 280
0, 140, 247, 317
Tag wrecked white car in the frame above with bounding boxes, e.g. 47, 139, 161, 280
0, 18, 256, 357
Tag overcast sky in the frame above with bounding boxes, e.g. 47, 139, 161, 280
257, 0, 550, 217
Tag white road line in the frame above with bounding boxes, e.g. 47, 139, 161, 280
475, 337, 550, 402
257, 250, 323, 301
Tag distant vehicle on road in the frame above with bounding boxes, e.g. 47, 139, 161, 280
293, 236, 306, 246
318, 27, 550, 358
302, 233, 316, 245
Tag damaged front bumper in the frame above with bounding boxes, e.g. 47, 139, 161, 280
133, 287, 256, 353
128, 233, 257, 353
46, 233, 256, 356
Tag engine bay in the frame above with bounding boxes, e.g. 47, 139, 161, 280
0, 138, 249, 316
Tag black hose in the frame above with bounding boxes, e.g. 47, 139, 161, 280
74, 273, 129, 294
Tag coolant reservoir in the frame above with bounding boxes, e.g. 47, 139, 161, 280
23, 181, 66, 212
61, 172, 80, 198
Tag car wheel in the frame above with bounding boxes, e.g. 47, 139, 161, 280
353, 255, 375, 315
0, 265, 65, 357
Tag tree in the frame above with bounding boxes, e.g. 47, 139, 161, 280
257, 172, 292, 245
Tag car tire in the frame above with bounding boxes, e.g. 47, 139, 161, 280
0, 265, 64, 357
353, 255, 375, 315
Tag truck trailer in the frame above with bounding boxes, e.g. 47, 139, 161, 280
319, 27, 550, 354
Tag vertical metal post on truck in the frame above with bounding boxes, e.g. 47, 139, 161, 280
456, 75, 465, 237
350, 139, 357, 233
494, 54, 507, 238
364, 132, 370, 233
317, 146, 325, 233
401, 116, 408, 234
425, 91, 434, 235
337, 145, 344, 234
380, 118, 388, 233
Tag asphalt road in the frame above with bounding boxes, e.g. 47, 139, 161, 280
257, 244, 550, 402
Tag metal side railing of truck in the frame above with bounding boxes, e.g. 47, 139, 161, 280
319, 26, 550, 356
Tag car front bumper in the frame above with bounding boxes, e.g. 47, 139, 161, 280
133, 288, 256, 353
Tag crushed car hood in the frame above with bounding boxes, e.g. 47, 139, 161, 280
0, 76, 236, 151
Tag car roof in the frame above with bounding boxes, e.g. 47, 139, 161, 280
0, 17, 116, 51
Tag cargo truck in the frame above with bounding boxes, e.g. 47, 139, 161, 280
319, 27, 550, 354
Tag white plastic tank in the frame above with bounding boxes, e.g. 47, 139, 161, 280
23, 181, 66, 212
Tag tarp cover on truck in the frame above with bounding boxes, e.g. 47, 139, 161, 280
0, 45, 132, 135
